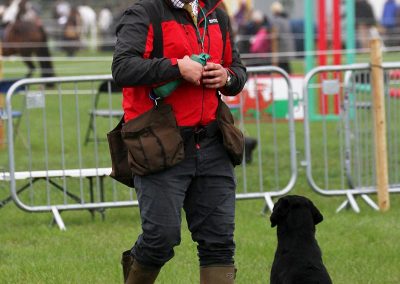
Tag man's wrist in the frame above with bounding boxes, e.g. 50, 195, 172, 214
224, 69, 232, 87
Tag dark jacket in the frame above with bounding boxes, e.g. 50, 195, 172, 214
112, 0, 247, 126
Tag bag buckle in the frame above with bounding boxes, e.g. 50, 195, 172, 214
149, 91, 162, 106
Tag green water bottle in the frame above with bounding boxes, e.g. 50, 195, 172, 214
153, 53, 211, 98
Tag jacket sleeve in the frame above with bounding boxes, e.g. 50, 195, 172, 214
221, 12, 247, 96
111, 5, 181, 87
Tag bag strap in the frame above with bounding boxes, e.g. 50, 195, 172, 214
115, 116, 125, 130
138, 0, 163, 58
215, 7, 228, 61
137, 0, 164, 105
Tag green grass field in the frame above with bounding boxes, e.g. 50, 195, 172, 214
1, 176, 400, 283
1, 50, 400, 283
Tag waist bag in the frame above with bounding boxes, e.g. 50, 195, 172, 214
216, 95, 245, 166
121, 101, 184, 176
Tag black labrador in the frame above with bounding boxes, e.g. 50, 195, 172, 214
270, 195, 332, 284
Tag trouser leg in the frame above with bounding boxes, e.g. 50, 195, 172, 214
125, 130, 236, 283
184, 141, 236, 267
130, 154, 195, 268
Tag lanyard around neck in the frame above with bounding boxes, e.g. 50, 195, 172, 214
194, 7, 207, 53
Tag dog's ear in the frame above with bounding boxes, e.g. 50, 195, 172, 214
270, 198, 289, 227
308, 200, 323, 225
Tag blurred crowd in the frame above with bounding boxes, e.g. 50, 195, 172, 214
0, 0, 130, 56
344, 0, 400, 49
1, 0, 400, 68
0, 0, 298, 69
233, 1, 296, 73
231, 0, 400, 70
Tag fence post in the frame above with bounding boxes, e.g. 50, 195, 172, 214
370, 39, 390, 212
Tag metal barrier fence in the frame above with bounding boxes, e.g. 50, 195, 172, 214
233, 66, 297, 211
0, 67, 297, 229
0, 75, 137, 230
303, 63, 400, 212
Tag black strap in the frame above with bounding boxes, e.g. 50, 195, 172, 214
215, 8, 228, 60
138, 0, 164, 58
137, 0, 164, 105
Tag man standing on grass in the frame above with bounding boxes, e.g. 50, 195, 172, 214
112, 0, 247, 283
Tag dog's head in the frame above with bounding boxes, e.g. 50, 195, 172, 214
270, 195, 323, 230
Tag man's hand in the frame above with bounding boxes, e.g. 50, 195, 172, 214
202, 62, 228, 89
178, 55, 203, 86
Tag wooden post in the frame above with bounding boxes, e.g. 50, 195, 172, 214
370, 39, 390, 212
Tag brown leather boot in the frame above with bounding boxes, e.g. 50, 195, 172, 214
125, 258, 160, 284
121, 250, 134, 283
200, 265, 236, 284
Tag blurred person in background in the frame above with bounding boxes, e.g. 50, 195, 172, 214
236, 9, 269, 55
2, 0, 41, 25
270, 1, 295, 74
1, 0, 55, 78
381, 0, 399, 47
233, 0, 251, 34
249, 11, 270, 53
235, 3, 254, 54
97, 5, 114, 51
355, 0, 376, 49
238, 9, 271, 66
62, 5, 81, 56
53, 0, 71, 25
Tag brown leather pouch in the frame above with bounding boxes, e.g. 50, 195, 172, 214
107, 118, 134, 187
216, 96, 244, 166
121, 103, 184, 176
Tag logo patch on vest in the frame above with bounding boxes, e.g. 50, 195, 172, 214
209, 18, 219, 24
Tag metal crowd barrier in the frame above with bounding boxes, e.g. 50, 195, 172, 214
235, 66, 297, 212
0, 75, 137, 230
1, 67, 297, 229
303, 63, 400, 212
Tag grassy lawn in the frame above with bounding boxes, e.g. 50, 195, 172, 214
1, 51, 400, 283
1, 176, 400, 283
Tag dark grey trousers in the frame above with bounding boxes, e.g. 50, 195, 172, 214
131, 131, 236, 268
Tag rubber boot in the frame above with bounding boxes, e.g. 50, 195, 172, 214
121, 250, 134, 283
125, 259, 160, 284
200, 265, 236, 284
